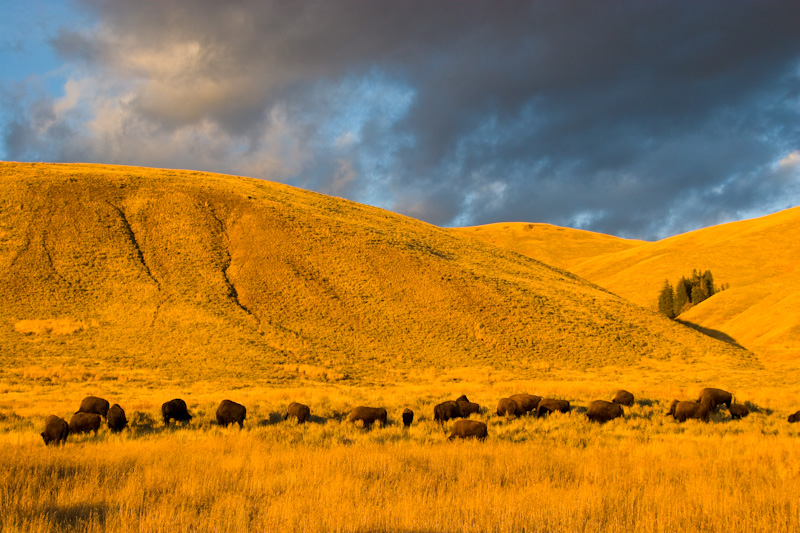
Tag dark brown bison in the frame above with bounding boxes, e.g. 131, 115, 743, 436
434, 401, 462, 426
698, 388, 733, 412
537, 398, 571, 417
728, 403, 749, 420
347, 406, 387, 428
107, 404, 128, 433
496, 397, 522, 417
216, 399, 246, 428
456, 400, 481, 417
41, 415, 69, 446
77, 396, 110, 418
162, 399, 192, 426
667, 400, 709, 422
402, 408, 414, 427
455, 395, 469, 402
788, 411, 800, 423
448, 420, 488, 441
284, 402, 311, 424
612, 390, 635, 407
508, 394, 541, 414
69, 412, 102, 435
586, 400, 624, 423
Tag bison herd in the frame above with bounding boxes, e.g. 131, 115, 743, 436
40, 388, 800, 446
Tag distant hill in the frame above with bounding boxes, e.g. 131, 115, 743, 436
451, 223, 646, 271
0, 163, 755, 388
456, 208, 800, 366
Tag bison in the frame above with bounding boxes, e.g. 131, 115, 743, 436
69, 412, 102, 435
284, 402, 311, 424
448, 420, 488, 441
508, 393, 541, 414
586, 400, 624, 423
537, 398, 571, 417
698, 388, 733, 412
347, 406, 387, 428
162, 399, 193, 426
77, 396, 110, 418
434, 401, 462, 426
216, 399, 246, 428
41, 415, 69, 446
728, 403, 749, 420
402, 408, 414, 427
107, 404, 128, 433
457, 400, 481, 417
788, 411, 800, 423
667, 400, 709, 422
612, 390, 635, 407
496, 397, 522, 417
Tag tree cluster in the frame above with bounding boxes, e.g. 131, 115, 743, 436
658, 269, 723, 319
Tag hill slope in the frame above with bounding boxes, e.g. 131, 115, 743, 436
0, 163, 756, 388
570, 207, 800, 364
456, 209, 800, 365
451, 223, 646, 271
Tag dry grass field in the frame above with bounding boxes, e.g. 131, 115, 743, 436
456, 208, 800, 367
1, 163, 799, 532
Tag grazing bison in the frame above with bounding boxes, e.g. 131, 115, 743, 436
402, 408, 414, 427
434, 401, 462, 426
162, 399, 193, 426
69, 412, 102, 435
509, 394, 541, 414
448, 420, 488, 441
457, 400, 481, 417
216, 399, 246, 428
728, 403, 749, 420
497, 397, 522, 417
788, 411, 800, 423
41, 415, 69, 446
586, 400, 624, 423
612, 390, 635, 407
698, 388, 733, 412
537, 398, 571, 417
107, 404, 128, 433
667, 400, 709, 422
347, 406, 387, 428
284, 402, 311, 424
77, 396, 110, 418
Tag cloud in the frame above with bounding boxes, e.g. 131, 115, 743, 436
3, 0, 800, 239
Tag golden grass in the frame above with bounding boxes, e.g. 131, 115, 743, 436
2, 383, 800, 533
2, 162, 798, 531
457, 208, 800, 367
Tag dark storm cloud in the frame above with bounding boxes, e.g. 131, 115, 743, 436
5, 0, 800, 239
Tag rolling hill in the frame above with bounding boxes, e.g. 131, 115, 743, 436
0, 162, 757, 389
456, 208, 800, 366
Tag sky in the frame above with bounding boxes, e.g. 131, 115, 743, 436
1, 0, 799, 240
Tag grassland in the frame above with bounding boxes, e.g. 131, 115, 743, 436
1, 162, 798, 532
456, 209, 800, 367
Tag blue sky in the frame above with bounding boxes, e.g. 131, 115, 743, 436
1, 0, 799, 240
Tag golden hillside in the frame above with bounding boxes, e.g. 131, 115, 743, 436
0, 163, 757, 389
451, 222, 646, 271
460, 208, 800, 365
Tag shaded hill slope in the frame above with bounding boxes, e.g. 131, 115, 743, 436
451, 223, 646, 271
0, 163, 756, 387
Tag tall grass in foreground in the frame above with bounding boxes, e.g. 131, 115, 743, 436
2, 408, 799, 533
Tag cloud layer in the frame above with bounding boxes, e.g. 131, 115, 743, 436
3, 0, 800, 239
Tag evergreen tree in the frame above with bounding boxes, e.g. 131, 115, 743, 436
691, 284, 704, 304
658, 280, 675, 318
701, 270, 715, 299
674, 277, 690, 315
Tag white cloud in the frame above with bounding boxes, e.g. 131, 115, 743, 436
778, 151, 800, 168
